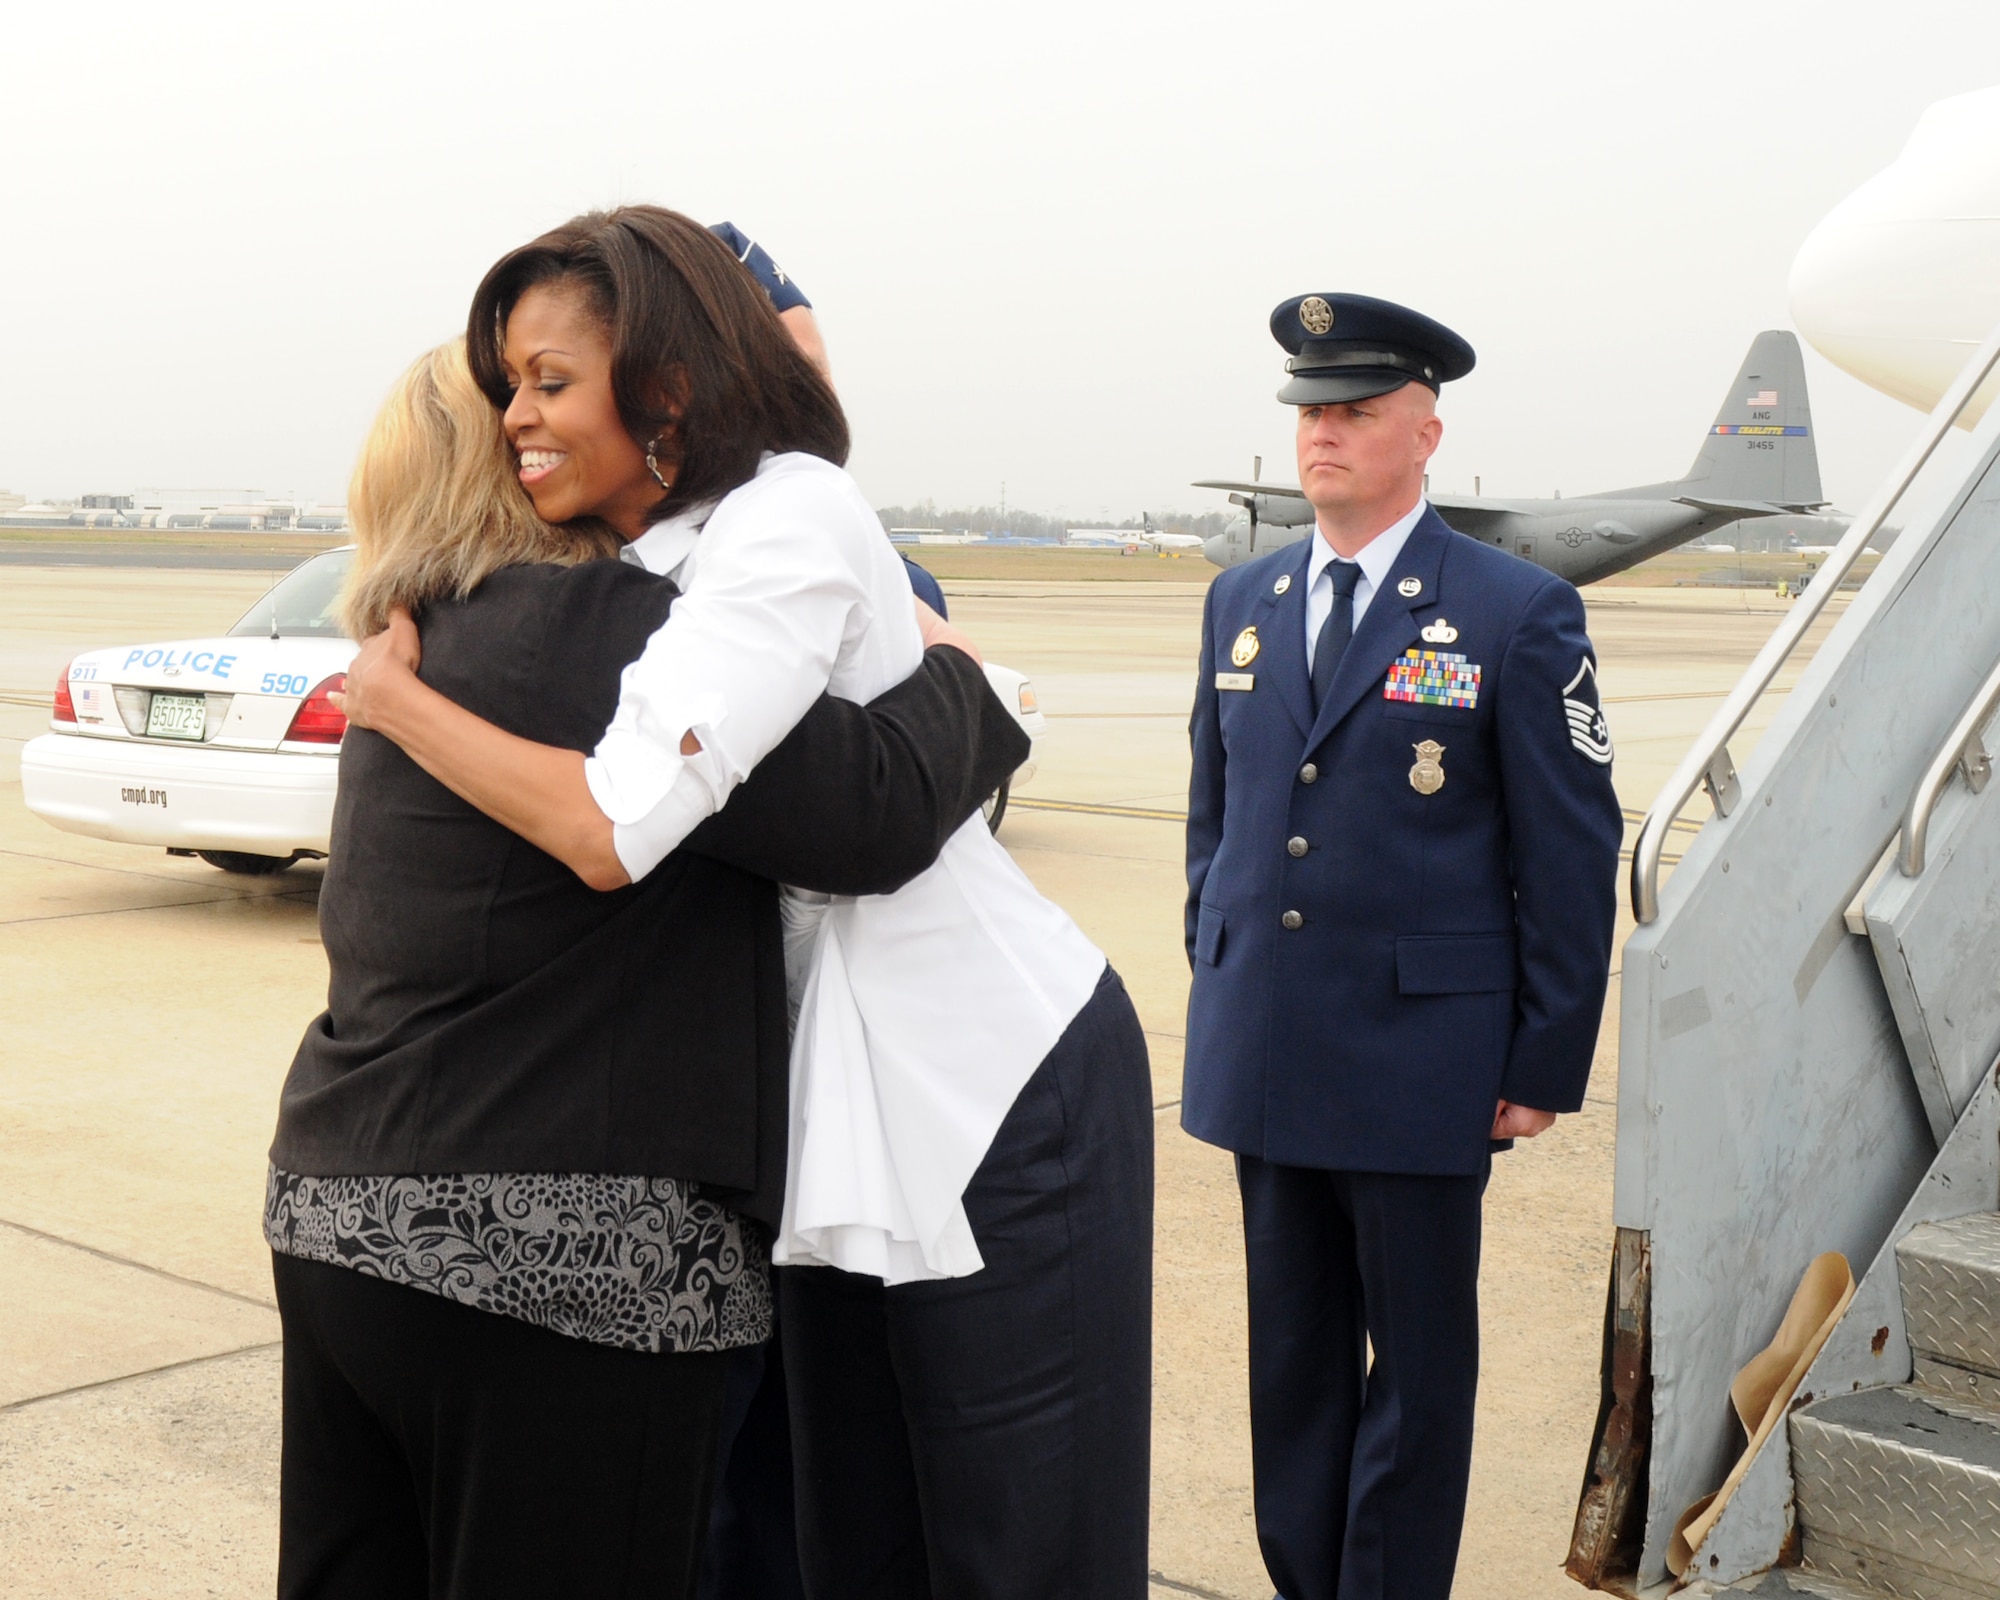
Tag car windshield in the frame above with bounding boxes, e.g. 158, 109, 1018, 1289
227, 549, 354, 639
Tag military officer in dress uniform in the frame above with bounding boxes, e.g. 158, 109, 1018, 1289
1183, 294, 1623, 1600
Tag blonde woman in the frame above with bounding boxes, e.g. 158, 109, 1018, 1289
262, 340, 1023, 1600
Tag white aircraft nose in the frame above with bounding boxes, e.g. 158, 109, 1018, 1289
1790, 85, 2000, 428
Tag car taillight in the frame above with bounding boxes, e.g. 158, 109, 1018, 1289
53, 663, 77, 724
285, 674, 348, 744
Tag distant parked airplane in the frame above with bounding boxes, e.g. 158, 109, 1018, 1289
1196, 330, 1842, 584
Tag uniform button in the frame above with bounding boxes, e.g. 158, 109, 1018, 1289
1287, 836, 1309, 858
1299, 763, 1319, 784
1281, 910, 1304, 930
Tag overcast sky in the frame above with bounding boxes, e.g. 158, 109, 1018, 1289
4, 1, 1996, 519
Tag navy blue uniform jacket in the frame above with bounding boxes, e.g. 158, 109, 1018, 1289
1183, 509, 1622, 1176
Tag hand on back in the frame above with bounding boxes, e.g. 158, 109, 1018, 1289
331, 606, 421, 730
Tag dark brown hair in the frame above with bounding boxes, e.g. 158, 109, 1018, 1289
466, 206, 848, 516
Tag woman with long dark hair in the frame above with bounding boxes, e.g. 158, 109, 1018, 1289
264, 339, 1021, 1599
339, 208, 1155, 1599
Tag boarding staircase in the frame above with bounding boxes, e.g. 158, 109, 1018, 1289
1565, 318, 2000, 1599
1784, 1215, 2000, 1598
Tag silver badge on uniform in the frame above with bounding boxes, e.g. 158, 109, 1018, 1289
1274, 573, 1291, 596
1409, 740, 1446, 795
1299, 296, 1334, 336
1420, 617, 1459, 644
1563, 657, 1613, 765
1398, 576, 1423, 598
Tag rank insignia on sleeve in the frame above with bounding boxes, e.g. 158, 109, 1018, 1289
1563, 656, 1614, 764
1384, 649, 1480, 708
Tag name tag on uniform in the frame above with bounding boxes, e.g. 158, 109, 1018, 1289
1216, 672, 1255, 692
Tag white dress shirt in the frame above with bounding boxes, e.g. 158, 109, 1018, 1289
1303, 497, 1428, 671
586, 453, 1107, 1284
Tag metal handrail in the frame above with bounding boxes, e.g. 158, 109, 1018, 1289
1898, 656, 2000, 876
1630, 316, 2000, 924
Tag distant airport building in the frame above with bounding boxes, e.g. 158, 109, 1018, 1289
1064, 527, 1144, 547
0, 488, 343, 531
890, 528, 982, 545
0, 504, 65, 527
127, 488, 306, 531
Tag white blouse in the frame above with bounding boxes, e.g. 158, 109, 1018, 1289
583, 453, 1106, 1283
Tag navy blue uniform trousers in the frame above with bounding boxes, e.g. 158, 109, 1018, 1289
1237, 1156, 1489, 1600
780, 966, 1154, 1600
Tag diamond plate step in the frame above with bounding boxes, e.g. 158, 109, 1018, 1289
1898, 1212, 2000, 1380
1789, 1384, 2000, 1600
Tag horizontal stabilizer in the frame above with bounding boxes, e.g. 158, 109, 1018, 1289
1674, 497, 1791, 519
1192, 479, 1306, 499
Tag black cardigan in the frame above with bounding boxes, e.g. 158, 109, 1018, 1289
269, 560, 1026, 1227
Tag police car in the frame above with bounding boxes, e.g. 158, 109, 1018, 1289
21, 548, 1044, 874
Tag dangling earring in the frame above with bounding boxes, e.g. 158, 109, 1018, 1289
645, 437, 672, 492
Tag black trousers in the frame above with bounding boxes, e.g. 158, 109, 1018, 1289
699, 1316, 805, 1600
781, 966, 1154, 1600
273, 1252, 729, 1600
1236, 1156, 1489, 1600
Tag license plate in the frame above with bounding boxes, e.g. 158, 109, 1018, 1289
146, 692, 207, 741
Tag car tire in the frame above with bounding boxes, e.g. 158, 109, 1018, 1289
195, 850, 302, 876
981, 777, 1011, 834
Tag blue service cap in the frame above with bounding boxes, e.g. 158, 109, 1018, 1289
709, 221, 812, 314
1270, 292, 1474, 405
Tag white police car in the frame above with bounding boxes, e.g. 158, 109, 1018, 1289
22, 548, 1045, 875
22, 548, 359, 874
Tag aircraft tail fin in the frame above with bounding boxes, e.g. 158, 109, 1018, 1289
1676, 330, 1825, 509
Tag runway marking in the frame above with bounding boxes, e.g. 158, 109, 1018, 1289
1622, 808, 1704, 836
0, 1341, 282, 1415
1602, 686, 1795, 705
1013, 796, 1189, 822
0, 1215, 276, 1313
1019, 796, 1702, 846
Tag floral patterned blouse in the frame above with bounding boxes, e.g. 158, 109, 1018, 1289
264, 1167, 771, 1354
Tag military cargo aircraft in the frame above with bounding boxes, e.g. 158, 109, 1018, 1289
1196, 330, 1840, 583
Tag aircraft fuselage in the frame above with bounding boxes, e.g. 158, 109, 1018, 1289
1202, 495, 1744, 585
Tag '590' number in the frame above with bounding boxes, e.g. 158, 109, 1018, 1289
261, 673, 310, 695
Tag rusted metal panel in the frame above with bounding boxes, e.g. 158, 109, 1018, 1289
1568, 1228, 1653, 1590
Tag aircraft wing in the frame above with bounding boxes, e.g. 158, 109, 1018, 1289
1427, 494, 1523, 535
1192, 479, 1306, 499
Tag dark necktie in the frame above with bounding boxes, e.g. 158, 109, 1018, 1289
1311, 560, 1363, 713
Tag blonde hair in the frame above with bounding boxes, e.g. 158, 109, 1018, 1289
340, 338, 619, 638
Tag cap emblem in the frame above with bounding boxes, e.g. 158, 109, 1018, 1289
1299, 296, 1334, 336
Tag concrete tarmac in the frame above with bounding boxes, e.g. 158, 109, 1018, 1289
0, 562, 1849, 1598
